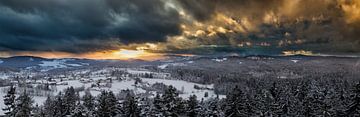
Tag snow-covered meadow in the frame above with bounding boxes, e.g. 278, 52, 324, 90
0, 68, 224, 115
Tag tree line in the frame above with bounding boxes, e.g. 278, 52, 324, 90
4, 77, 360, 117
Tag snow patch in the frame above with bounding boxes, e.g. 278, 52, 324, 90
158, 64, 168, 69
66, 63, 82, 67
291, 60, 299, 63
212, 58, 227, 62
158, 63, 186, 69
141, 78, 222, 100
38, 59, 85, 71
39, 60, 67, 68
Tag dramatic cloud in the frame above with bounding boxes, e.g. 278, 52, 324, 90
1, 0, 360, 58
168, 0, 360, 55
0, 0, 181, 53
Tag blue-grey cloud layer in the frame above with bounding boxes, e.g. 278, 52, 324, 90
0, 0, 181, 53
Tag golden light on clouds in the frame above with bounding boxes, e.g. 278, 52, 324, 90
340, 0, 360, 23
282, 50, 313, 56
179, 13, 256, 39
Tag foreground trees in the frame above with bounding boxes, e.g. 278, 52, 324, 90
2, 86, 33, 117
223, 86, 251, 117
122, 93, 140, 117
96, 90, 119, 117
346, 82, 360, 116
4, 76, 360, 117
3, 85, 16, 116
82, 89, 95, 116
13, 92, 33, 117
186, 95, 199, 117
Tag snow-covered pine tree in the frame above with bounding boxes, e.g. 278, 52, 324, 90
96, 91, 109, 117
63, 87, 77, 115
13, 91, 33, 117
106, 91, 119, 116
43, 96, 55, 117
39, 106, 46, 117
96, 90, 119, 117
186, 95, 200, 117
346, 82, 360, 116
138, 97, 152, 117
162, 85, 185, 116
32, 104, 46, 117
203, 97, 223, 117
302, 80, 330, 116
82, 89, 95, 116
267, 82, 285, 116
152, 93, 163, 116
32, 104, 40, 117
72, 100, 86, 117
223, 85, 251, 117
122, 93, 140, 117
54, 92, 66, 117
3, 85, 16, 116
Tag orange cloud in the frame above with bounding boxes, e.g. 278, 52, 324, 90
340, 0, 360, 23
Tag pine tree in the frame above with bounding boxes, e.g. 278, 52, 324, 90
267, 82, 284, 116
72, 101, 86, 117
33, 104, 39, 117
43, 96, 55, 117
161, 85, 185, 116
223, 85, 251, 117
32, 104, 45, 117
53, 92, 66, 117
206, 97, 222, 117
97, 91, 109, 117
82, 89, 95, 116
96, 90, 119, 117
186, 95, 199, 117
346, 82, 360, 116
106, 91, 119, 116
122, 93, 140, 117
3, 85, 16, 116
301, 81, 327, 116
39, 107, 46, 117
152, 93, 163, 116
63, 87, 77, 115
138, 97, 152, 117
14, 92, 33, 117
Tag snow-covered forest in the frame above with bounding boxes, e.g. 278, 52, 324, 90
3, 76, 360, 117
0, 55, 359, 117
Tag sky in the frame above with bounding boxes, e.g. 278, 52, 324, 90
0, 0, 360, 60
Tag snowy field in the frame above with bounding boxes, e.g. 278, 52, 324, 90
0, 76, 224, 115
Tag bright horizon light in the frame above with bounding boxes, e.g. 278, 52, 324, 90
113, 49, 146, 59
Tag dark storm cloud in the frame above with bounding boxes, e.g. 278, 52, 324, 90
175, 0, 360, 54
177, 0, 283, 21
0, 0, 181, 53
176, 0, 216, 21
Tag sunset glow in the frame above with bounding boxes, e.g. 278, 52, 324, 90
111, 49, 165, 60
0, 49, 166, 61
113, 49, 145, 58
